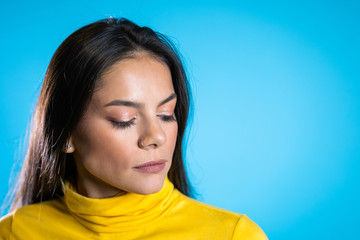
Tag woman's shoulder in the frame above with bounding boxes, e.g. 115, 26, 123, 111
0, 198, 69, 239
232, 215, 268, 240
170, 193, 268, 239
3, 198, 66, 219
0, 212, 13, 240
178, 194, 241, 220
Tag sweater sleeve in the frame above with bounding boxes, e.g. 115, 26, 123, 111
232, 215, 268, 240
0, 213, 13, 240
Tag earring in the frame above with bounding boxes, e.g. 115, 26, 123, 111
67, 143, 73, 150
65, 141, 74, 153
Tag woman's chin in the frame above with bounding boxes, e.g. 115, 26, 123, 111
125, 178, 166, 195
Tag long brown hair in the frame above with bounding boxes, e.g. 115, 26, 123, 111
11, 18, 193, 211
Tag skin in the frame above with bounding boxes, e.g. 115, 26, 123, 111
69, 53, 178, 198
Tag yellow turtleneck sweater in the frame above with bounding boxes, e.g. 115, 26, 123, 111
0, 178, 267, 239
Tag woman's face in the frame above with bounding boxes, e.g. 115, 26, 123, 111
71, 53, 178, 198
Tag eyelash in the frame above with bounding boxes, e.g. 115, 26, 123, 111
111, 119, 136, 129
160, 114, 176, 122
111, 114, 176, 129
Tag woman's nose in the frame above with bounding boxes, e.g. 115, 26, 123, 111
138, 119, 167, 149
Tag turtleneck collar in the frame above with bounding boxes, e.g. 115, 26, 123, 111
62, 177, 180, 233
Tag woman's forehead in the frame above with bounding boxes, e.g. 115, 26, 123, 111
91, 55, 175, 106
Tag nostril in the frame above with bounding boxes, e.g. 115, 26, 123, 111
139, 137, 145, 148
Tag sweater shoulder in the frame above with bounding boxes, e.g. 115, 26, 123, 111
0, 212, 13, 240
233, 215, 268, 240
9, 198, 66, 222
0, 198, 71, 239
173, 193, 268, 239
179, 194, 241, 220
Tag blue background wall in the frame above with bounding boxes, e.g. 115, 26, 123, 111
1, 1, 359, 239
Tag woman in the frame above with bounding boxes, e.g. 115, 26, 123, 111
0, 18, 267, 239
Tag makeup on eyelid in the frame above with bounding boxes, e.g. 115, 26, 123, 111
110, 113, 176, 130
105, 109, 136, 121
105, 103, 176, 123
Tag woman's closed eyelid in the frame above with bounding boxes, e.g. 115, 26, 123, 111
110, 119, 136, 129
157, 112, 177, 122
109, 110, 176, 129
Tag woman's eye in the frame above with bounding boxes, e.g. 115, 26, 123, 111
111, 119, 136, 129
159, 114, 176, 122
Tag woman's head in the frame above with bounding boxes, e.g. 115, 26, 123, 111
12, 18, 192, 208
71, 54, 179, 198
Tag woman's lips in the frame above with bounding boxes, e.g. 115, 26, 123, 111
133, 160, 167, 173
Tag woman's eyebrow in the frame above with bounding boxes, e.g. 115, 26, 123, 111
104, 99, 143, 108
157, 93, 177, 107
104, 93, 177, 108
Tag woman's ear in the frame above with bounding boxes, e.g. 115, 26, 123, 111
64, 137, 75, 153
